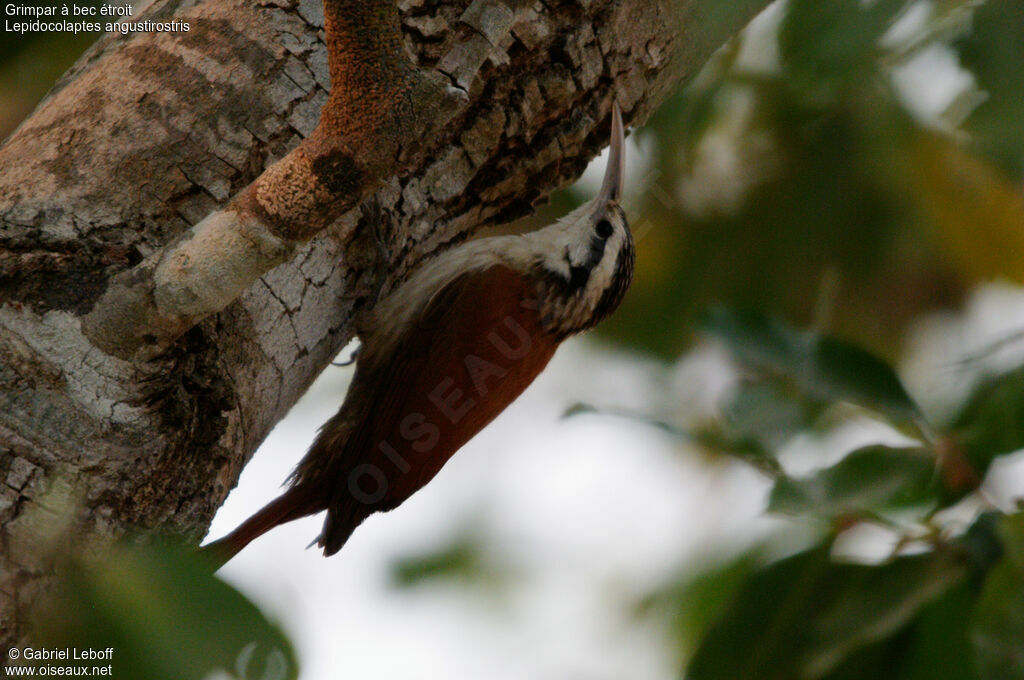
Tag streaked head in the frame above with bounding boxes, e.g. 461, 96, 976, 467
530, 102, 635, 335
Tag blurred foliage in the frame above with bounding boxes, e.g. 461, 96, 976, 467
390, 536, 483, 587
971, 513, 1024, 678
567, 295, 1024, 676
950, 365, 1024, 475
0, 1, 104, 138
581, 0, 1024, 360
6, 0, 1024, 677
688, 546, 969, 680
766, 444, 936, 517
388, 528, 512, 592
634, 548, 766, 664
955, 0, 1024, 178
568, 3, 1024, 667
29, 541, 298, 680
700, 306, 921, 423
684, 303, 1024, 678
714, 310, 1024, 677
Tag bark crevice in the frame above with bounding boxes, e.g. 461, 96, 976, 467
0, 0, 770, 648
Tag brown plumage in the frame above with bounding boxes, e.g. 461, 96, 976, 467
202, 102, 633, 566
311, 265, 559, 554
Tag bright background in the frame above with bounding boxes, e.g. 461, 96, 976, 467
207, 1, 1024, 668
6, 1, 1024, 678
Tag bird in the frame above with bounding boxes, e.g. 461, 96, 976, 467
202, 102, 634, 566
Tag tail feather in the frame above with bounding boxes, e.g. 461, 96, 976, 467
199, 488, 319, 570
319, 503, 364, 556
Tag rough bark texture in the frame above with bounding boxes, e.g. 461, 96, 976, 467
0, 0, 769, 649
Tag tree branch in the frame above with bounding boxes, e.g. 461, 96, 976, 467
0, 0, 771, 648
82, 0, 466, 359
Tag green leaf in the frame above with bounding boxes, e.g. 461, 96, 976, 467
690, 381, 823, 475
688, 546, 967, 680
688, 424, 781, 475
29, 542, 298, 680
888, 582, 978, 680
768, 445, 936, 517
955, 0, 1024, 178
560, 400, 788, 475
950, 365, 1024, 478
818, 582, 978, 680
701, 307, 920, 422
561, 402, 688, 438
724, 380, 823, 446
389, 532, 508, 591
780, 0, 914, 88
809, 336, 920, 421
635, 548, 765, 660
700, 307, 805, 374
971, 512, 1024, 679
961, 512, 1006, 576
806, 554, 967, 678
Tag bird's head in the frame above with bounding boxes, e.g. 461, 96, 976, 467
529, 102, 635, 336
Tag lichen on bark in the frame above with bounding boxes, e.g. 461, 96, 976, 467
0, 0, 770, 649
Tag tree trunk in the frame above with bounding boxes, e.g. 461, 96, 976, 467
0, 0, 769, 648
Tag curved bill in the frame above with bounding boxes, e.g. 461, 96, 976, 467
598, 101, 625, 204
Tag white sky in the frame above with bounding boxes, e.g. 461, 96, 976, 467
204, 6, 1024, 674
207, 338, 778, 680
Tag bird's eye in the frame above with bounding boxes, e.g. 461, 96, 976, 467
595, 219, 613, 239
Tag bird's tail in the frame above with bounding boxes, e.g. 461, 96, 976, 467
319, 501, 364, 556
199, 487, 319, 570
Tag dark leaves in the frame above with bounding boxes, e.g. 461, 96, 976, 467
29, 542, 298, 680
688, 547, 967, 680
701, 307, 920, 423
767, 445, 936, 517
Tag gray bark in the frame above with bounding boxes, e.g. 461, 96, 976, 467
0, 0, 769, 648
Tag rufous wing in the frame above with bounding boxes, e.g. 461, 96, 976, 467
317, 264, 559, 554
